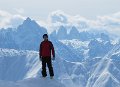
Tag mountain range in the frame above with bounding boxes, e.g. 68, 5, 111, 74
0, 17, 120, 87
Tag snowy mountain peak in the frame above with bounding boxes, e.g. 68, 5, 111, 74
0, 17, 47, 50
58, 26, 67, 33
24, 17, 32, 23
26, 17, 32, 21
70, 26, 79, 34
68, 26, 80, 39
22, 17, 36, 26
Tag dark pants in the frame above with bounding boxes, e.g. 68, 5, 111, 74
41, 57, 54, 77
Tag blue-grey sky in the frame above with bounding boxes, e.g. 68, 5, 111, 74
0, 0, 120, 20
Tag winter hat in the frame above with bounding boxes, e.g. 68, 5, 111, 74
43, 34, 48, 38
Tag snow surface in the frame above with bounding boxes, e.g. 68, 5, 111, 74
0, 77, 65, 87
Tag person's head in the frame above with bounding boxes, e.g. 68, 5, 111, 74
43, 34, 48, 41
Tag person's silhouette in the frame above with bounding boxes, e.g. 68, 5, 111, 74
39, 34, 55, 79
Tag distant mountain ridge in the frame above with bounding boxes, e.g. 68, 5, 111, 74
50, 25, 111, 41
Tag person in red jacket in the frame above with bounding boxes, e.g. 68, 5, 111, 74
39, 34, 55, 79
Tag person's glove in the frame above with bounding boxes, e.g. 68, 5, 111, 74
52, 56, 55, 61
39, 56, 42, 61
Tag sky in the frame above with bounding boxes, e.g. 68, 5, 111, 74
0, 0, 120, 20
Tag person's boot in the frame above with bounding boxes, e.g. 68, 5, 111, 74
42, 76, 46, 78
50, 76, 53, 79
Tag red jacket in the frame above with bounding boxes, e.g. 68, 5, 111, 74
39, 40, 55, 57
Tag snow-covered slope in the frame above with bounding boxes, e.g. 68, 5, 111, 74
0, 77, 65, 87
0, 48, 84, 87
0, 48, 40, 81
0, 43, 120, 87
59, 38, 114, 59
0, 48, 103, 87
86, 44, 120, 87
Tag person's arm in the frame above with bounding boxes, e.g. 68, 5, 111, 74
39, 42, 42, 61
50, 42, 55, 59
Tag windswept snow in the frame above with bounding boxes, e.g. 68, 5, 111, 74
0, 77, 65, 87
86, 44, 120, 87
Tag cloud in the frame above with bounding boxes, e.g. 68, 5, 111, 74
97, 15, 120, 26
38, 10, 90, 33
0, 10, 25, 29
48, 10, 68, 24
37, 10, 69, 33
48, 10, 89, 27
38, 10, 120, 36
94, 12, 120, 36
